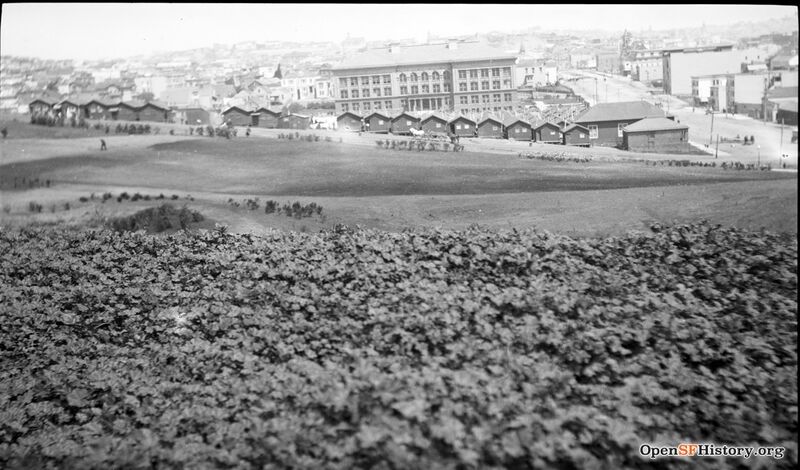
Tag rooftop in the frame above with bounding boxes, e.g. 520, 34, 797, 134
622, 117, 689, 132
332, 41, 518, 71
575, 101, 666, 123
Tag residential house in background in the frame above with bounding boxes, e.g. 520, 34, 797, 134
631, 50, 664, 84
596, 52, 621, 74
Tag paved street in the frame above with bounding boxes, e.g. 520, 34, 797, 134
566, 70, 797, 168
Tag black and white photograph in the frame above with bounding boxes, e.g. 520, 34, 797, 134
0, 3, 797, 468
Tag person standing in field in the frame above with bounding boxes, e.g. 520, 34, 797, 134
100, 139, 107, 151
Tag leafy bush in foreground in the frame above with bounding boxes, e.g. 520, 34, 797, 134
0, 223, 796, 469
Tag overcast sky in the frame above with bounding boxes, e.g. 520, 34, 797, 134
1, 3, 797, 61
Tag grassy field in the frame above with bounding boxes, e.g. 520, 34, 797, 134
1, 125, 797, 236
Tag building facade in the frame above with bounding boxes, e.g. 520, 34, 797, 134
631, 50, 664, 83
331, 41, 519, 116
663, 45, 776, 96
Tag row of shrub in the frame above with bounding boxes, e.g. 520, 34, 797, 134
107, 204, 204, 233
227, 198, 323, 219
103, 123, 160, 135
30, 115, 90, 128
518, 151, 592, 162
376, 139, 465, 152
77, 192, 191, 204
644, 160, 772, 171
1, 176, 52, 190
278, 132, 338, 143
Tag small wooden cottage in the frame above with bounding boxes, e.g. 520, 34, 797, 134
138, 101, 170, 122
117, 101, 142, 121
449, 116, 476, 138
477, 116, 505, 138
622, 117, 690, 153
278, 113, 310, 129
533, 121, 562, 144
84, 99, 116, 120
222, 106, 253, 126
390, 112, 421, 135
562, 123, 591, 147
254, 108, 281, 128
336, 111, 362, 131
504, 117, 532, 141
420, 112, 449, 134
365, 112, 392, 133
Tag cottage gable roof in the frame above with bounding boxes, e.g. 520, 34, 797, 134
255, 107, 282, 116
622, 117, 689, 132
420, 111, 449, 124
503, 117, 531, 127
366, 111, 391, 121
563, 123, 590, 133
337, 111, 362, 120
532, 121, 561, 131
391, 112, 421, 122
478, 116, 504, 126
449, 115, 476, 124
222, 106, 252, 115
575, 101, 665, 123
333, 41, 517, 70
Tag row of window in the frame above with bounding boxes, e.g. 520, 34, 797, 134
458, 93, 514, 104
457, 80, 512, 91
339, 75, 393, 87
337, 67, 512, 89
341, 87, 393, 99
460, 106, 515, 115
398, 71, 450, 82
457, 67, 512, 79
340, 101, 395, 113
399, 84, 451, 95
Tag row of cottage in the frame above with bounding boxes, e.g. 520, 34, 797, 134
30, 97, 173, 123
335, 101, 692, 152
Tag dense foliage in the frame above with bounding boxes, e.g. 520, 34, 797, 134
0, 223, 796, 469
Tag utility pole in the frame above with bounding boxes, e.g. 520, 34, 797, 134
594, 77, 598, 105
715, 134, 720, 159
780, 118, 784, 166
709, 110, 714, 147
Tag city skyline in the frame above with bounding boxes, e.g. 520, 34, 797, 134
1, 3, 797, 61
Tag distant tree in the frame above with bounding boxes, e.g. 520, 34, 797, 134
136, 92, 155, 102
284, 102, 306, 114
273, 63, 283, 80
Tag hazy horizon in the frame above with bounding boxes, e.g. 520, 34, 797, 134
1, 3, 797, 61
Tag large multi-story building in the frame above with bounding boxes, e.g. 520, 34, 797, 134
662, 44, 777, 96
691, 70, 794, 118
630, 50, 664, 83
331, 40, 519, 115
